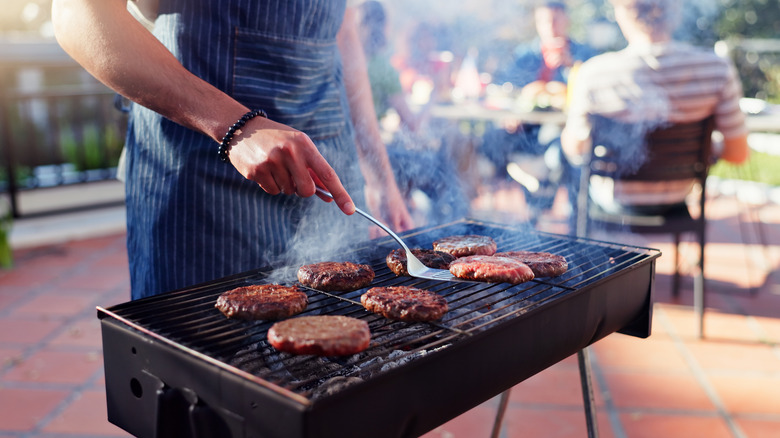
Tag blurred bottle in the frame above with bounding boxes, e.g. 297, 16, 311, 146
565, 61, 581, 111
453, 48, 482, 102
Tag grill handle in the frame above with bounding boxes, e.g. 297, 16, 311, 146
155, 386, 231, 438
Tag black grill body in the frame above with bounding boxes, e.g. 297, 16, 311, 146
98, 220, 660, 438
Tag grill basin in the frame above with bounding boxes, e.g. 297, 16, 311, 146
98, 219, 660, 438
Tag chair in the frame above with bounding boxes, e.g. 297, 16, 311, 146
575, 115, 716, 338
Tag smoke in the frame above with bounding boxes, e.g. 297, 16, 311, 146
348, 0, 729, 238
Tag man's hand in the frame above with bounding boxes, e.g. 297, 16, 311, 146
228, 116, 355, 215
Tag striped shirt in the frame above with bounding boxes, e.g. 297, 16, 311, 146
565, 41, 747, 207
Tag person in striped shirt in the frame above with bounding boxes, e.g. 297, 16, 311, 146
561, 0, 749, 213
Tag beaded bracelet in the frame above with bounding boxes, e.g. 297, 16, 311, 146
218, 109, 268, 162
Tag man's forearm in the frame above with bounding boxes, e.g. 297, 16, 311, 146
52, 0, 246, 143
336, 7, 397, 187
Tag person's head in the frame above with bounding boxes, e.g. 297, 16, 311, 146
357, 1, 388, 57
610, 0, 680, 43
534, 1, 570, 44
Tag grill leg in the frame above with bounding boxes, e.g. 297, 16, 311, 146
490, 389, 511, 438
578, 348, 600, 438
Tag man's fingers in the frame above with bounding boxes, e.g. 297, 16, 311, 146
307, 161, 355, 215
254, 171, 282, 195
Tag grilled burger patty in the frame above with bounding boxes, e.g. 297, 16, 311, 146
297, 261, 375, 291
267, 315, 371, 356
215, 284, 308, 320
449, 255, 535, 284
386, 248, 456, 276
433, 235, 497, 257
361, 286, 448, 322
495, 250, 568, 277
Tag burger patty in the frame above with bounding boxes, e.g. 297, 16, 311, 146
361, 286, 448, 322
215, 284, 308, 320
385, 248, 456, 276
495, 250, 568, 277
449, 255, 535, 284
267, 315, 371, 356
297, 261, 375, 292
432, 235, 497, 257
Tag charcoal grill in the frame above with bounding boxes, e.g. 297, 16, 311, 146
98, 219, 660, 438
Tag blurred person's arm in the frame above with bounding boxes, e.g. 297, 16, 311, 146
338, 6, 414, 233
560, 67, 592, 165
561, 125, 591, 166
51, 0, 356, 214
714, 62, 750, 165
388, 93, 423, 132
719, 135, 749, 164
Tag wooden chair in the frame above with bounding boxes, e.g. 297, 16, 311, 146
575, 115, 716, 338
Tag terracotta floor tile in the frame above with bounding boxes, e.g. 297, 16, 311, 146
0, 387, 69, 431
685, 341, 780, 373
603, 371, 716, 411
708, 375, 780, 415
100, 289, 132, 308
707, 243, 769, 289
13, 293, 98, 319
0, 287, 26, 312
48, 317, 103, 348
753, 315, 780, 344
733, 417, 780, 438
68, 235, 125, 253
421, 402, 498, 438
557, 353, 579, 366
3, 350, 102, 384
92, 250, 129, 270
656, 304, 704, 340
592, 334, 689, 372
508, 361, 592, 407
619, 412, 734, 438
501, 407, 615, 438
0, 267, 63, 291
55, 269, 130, 293
42, 390, 132, 436
0, 346, 22, 368
732, 289, 780, 321
647, 308, 675, 339
0, 317, 63, 345
697, 310, 767, 343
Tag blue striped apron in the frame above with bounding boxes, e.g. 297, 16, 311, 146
125, 0, 368, 299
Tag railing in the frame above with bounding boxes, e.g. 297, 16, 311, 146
0, 40, 127, 218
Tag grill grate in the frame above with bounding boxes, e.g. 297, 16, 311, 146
100, 220, 660, 402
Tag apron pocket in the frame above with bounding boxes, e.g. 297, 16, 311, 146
232, 28, 346, 140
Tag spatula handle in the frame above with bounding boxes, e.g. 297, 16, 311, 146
315, 187, 412, 253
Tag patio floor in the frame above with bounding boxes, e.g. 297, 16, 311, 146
1, 180, 779, 438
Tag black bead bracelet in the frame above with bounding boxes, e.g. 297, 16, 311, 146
218, 109, 268, 162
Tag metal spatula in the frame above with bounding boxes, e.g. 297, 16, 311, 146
315, 188, 466, 282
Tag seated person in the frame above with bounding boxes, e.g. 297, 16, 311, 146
561, 0, 749, 215
497, 1, 597, 112
484, 1, 597, 214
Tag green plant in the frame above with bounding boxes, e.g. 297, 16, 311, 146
60, 123, 123, 172
710, 149, 780, 186
0, 198, 12, 269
